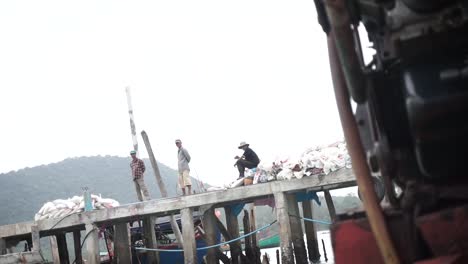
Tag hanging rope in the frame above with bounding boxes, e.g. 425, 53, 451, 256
134, 220, 278, 252
289, 214, 332, 225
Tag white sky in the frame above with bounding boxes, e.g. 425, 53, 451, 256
0, 1, 364, 193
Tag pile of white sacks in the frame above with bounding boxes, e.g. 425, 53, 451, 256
34, 194, 120, 221
249, 141, 352, 184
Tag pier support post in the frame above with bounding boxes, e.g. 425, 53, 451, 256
114, 223, 132, 264
56, 233, 70, 264
143, 216, 159, 264
31, 225, 40, 252
324, 190, 337, 221
73, 230, 83, 264
302, 200, 321, 262
243, 210, 254, 262
287, 194, 308, 264
0, 238, 6, 255
274, 192, 294, 264
84, 223, 99, 264
202, 208, 218, 264
225, 206, 242, 264
181, 207, 197, 264
49, 236, 60, 264
250, 206, 261, 264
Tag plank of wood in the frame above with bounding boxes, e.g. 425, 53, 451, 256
31, 225, 40, 252
143, 216, 158, 264
274, 192, 294, 264
73, 230, 83, 264
49, 236, 60, 264
225, 206, 242, 264
114, 223, 132, 264
56, 233, 70, 264
287, 194, 308, 264
0, 238, 6, 255
302, 200, 320, 262
202, 208, 218, 264
181, 208, 197, 264
84, 224, 99, 264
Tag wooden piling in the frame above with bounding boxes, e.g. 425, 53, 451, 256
202, 208, 218, 264
84, 224, 99, 264
225, 206, 242, 264
322, 239, 328, 262
30, 225, 40, 252
181, 208, 197, 264
250, 206, 261, 264
49, 236, 60, 264
287, 194, 308, 264
275, 249, 280, 264
274, 192, 294, 264
114, 223, 132, 264
0, 238, 6, 255
242, 210, 254, 262
143, 216, 159, 264
324, 190, 337, 221
302, 200, 321, 262
72, 230, 82, 264
56, 233, 70, 264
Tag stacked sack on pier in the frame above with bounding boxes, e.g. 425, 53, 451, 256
34, 194, 120, 221
252, 140, 352, 184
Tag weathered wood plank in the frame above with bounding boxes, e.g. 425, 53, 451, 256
84, 224, 99, 264
31, 225, 40, 252
274, 192, 294, 264
0, 238, 6, 255
73, 230, 83, 264
302, 200, 320, 262
56, 233, 70, 264
0, 252, 43, 264
49, 236, 60, 264
114, 223, 132, 264
181, 208, 197, 264
250, 206, 261, 264
202, 208, 218, 264
0, 169, 355, 240
225, 206, 242, 264
324, 190, 337, 221
143, 216, 158, 264
287, 194, 308, 264
243, 210, 254, 262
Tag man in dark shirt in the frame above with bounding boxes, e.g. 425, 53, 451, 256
235, 141, 260, 179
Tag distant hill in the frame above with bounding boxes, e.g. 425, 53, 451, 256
0, 156, 207, 225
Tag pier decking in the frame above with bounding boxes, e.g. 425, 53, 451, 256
0, 168, 356, 264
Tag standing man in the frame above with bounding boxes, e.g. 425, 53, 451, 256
130, 150, 151, 201
176, 139, 192, 195
235, 141, 260, 179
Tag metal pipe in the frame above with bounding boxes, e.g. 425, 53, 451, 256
327, 34, 401, 264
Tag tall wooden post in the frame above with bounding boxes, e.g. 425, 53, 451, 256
302, 200, 320, 262
125, 86, 144, 202
287, 194, 308, 264
114, 223, 132, 264
56, 233, 70, 264
0, 238, 6, 255
274, 192, 294, 264
31, 225, 40, 252
141, 130, 184, 246
225, 206, 242, 264
143, 216, 159, 264
250, 206, 261, 264
181, 208, 197, 264
243, 210, 254, 262
84, 224, 100, 264
324, 190, 337, 221
49, 236, 60, 264
73, 230, 83, 264
202, 208, 218, 264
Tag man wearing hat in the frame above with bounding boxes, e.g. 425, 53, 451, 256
235, 141, 260, 179
175, 139, 192, 195
130, 150, 151, 201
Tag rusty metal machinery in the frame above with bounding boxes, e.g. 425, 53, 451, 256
313, 0, 468, 263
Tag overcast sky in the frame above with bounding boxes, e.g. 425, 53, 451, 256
0, 1, 365, 193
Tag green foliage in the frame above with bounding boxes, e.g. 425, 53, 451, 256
0, 156, 206, 225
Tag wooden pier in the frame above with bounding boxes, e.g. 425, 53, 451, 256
0, 168, 356, 264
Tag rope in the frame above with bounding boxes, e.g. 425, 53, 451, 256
289, 214, 332, 225
135, 220, 278, 252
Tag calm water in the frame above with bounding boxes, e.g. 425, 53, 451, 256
222, 230, 334, 264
